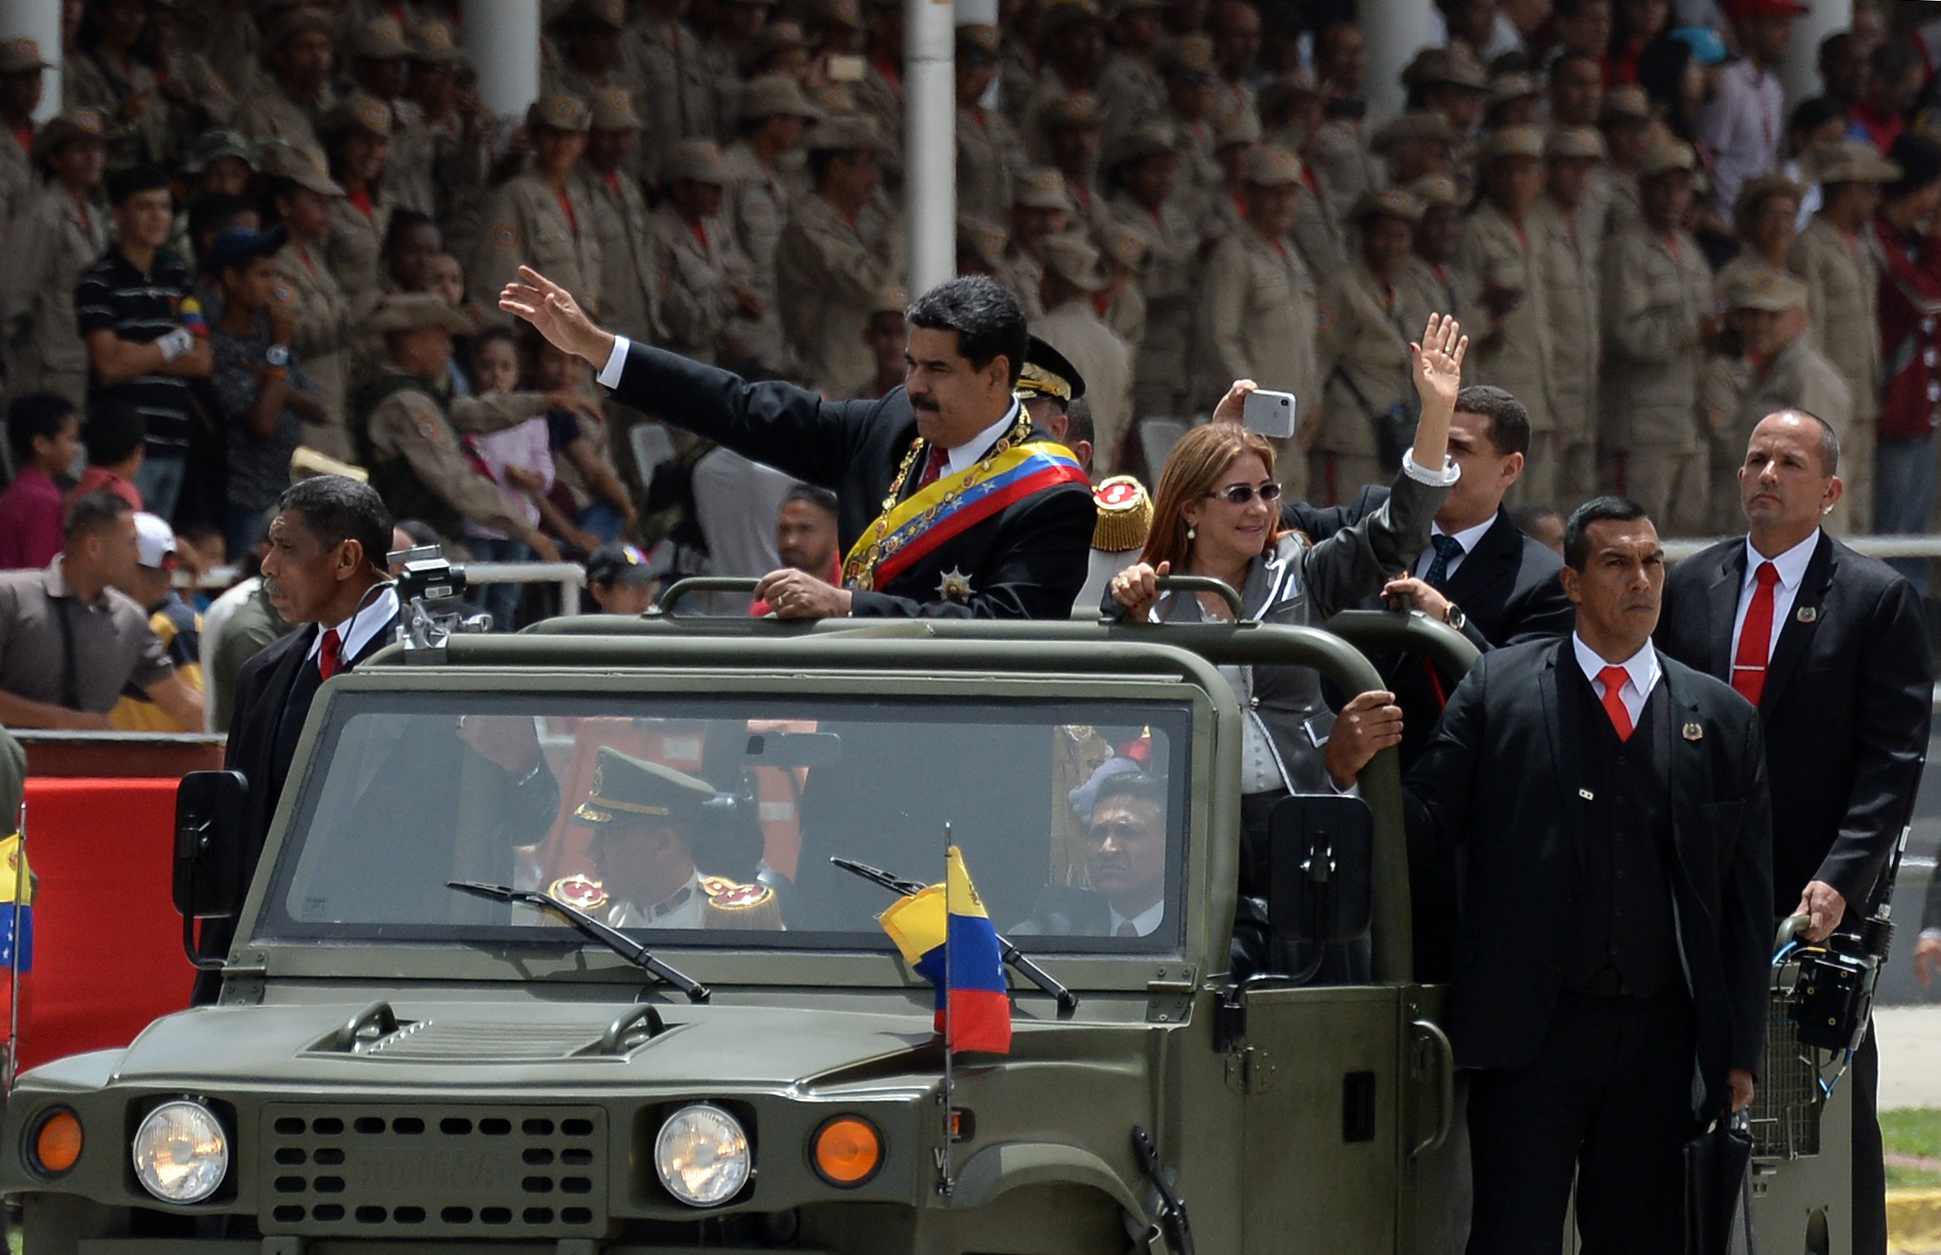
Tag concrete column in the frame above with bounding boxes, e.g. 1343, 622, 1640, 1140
0, 0, 61, 121
1360, 0, 1439, 121
1781, 0, 1851, 108
905, 0, 955, 294
460, 0, 541, 122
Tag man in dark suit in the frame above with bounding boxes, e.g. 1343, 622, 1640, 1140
1407, 497, 1772, 1252
500, 266, 1097, 618
1657, 410, 1932, 1255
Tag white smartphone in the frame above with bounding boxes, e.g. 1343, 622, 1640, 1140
1242, 389, 1297, 439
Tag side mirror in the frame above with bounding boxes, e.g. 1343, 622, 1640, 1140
1267, 793, 1373, 946
174, 770, 249, 921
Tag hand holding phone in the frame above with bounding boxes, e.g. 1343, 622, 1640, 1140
1242, 389, 1297, 439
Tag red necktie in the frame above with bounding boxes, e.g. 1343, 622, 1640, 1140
1597, 665, 1634, 741
1731, 562, 1780, 706
318, 627, 342, 681
916, 444, 949, 489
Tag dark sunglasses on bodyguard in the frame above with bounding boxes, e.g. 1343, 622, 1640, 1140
1203, 481, 1282, 506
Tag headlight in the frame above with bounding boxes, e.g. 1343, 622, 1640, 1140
654, 1104, 750, 1206
132, 1101, 228, 1204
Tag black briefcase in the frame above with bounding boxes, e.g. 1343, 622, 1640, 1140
1684, 1110, 1754, 1255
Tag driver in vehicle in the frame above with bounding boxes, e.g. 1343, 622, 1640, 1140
1015, 770, 1169, 937
568, 746, 782, 930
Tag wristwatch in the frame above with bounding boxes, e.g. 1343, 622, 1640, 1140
1443, 602, 1467, 633
265, 344, 291, 368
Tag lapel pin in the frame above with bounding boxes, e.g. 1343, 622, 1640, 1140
1579, 788, 1594, 801
1796, 606, 1817, 623
1683, 723, 1704, 742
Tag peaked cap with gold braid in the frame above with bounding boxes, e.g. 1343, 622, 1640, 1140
573, 746, 717, 825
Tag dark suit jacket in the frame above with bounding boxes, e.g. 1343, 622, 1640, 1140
1405, 639, 1772, 1114
1657, 532, 1932, 918
609, 341, 1095, 618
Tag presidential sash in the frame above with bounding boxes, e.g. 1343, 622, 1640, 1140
843, 439, 1088, 594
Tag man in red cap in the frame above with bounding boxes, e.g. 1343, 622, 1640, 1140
1698, 0, 1808, 216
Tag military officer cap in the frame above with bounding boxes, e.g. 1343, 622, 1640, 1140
1214, 106, 1261, 148
1725, 269, 1810, 313
1484, 124, 1546, 161
1039, 0, 1104, 39
956, 215, 1010, 270
1040, 232, 1107, 291
568, 0, 629, 28
1242, 143, 1302, 187
956, 23, 1002, 55
352, 14, 412, 60
371, 292, 474, 334
258, 140, 345, 195
412, 19, 466, 64
804, 114, 887, 154
1154, 34, 1215, 80
34, 109, 109, 161
1546, 126, 1606, 160
529, 94, 593, 134
1014, 167, 1077, 211
1407, 172, 1463, 207
738, 73, 822, 122
1018, 333, 1088, 403
1041, 92, 1103, 132
1812, 139, 1902, 185
1370, 110, 1461, 156
1352, 186, 1425, 224
1102, 121, 1177, 171
1091, 476, 1152, 553
663, 139, 732, 184
184, 129, 258, 173
1404, 45, 1489, 91
264, 5, 335, 49
591, 88, 645, 131
1639, 138, 1698, 180
574, 747, 718, 826
1600, 84, 1652, 123
0, 37, 50, 74
320, 93, 394, 139
740, 21, 808, 75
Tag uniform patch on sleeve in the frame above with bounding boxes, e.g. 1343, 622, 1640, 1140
494, 223, 515, 247
414, 415, 439, 440
1316, 304, 1335, 332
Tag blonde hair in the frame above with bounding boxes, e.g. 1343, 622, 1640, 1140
1139, 423, 1285, 571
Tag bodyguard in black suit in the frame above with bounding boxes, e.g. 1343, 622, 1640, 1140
1408, 498, 1772, 1253
1657, 411, 1932, 1255
501, 267, 1095, 619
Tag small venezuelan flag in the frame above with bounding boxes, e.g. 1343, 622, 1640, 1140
878, 846, 1012, 1054
0, 833, 34, 974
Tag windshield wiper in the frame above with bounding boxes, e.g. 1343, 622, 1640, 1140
831, 856, 1078, 1013
447, 880, 711, 1003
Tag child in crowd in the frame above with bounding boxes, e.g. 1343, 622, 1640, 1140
527, 332, 637, 545
0, 392, 81, 570
69, 402, 146, 511
461, 326, 555, 629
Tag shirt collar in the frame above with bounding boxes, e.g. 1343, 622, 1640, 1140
1571, 632, 1660, 699
943, 399, 1023, 477
1743, 529, 1819, 593
42, 555, 102, 608
1108, 897, 1166, 938
306, 584, 401, 666
1431, 514, 1496, 558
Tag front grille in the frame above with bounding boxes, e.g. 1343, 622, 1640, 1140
1749, 970, 1823, 1160
258, 1104, 608, 1238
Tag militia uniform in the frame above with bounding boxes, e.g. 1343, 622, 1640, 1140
1531, 129, 1607, 507
1599, 142, 1714, 536
1035, 235, 1136, 474
630, 10, 719, 181
235, 7, 337, 168
958, 25, 1029, 222
261, 144, 357, 460
0, 39, 46, 234
647, 142, 755, 366
1107, 123, 1199, 419
0, 112, 111, 408
321, 94, 397, 315
578, 90, 662, 345
1724, 271, 1856, 533
64, 45, 169, 169
1094, 14, 1166, 139
1307, 114, 1380, 226
470, 96, 605, 326
566, 746, 783, 931
724, 77, 820, 371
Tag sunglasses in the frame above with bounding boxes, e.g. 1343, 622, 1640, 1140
1203, 481, 1282, 505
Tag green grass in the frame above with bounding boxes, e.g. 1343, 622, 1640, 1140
1882, 1109, 1941, 1189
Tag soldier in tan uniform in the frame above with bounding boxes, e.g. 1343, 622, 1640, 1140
1398, 173, 1469, 333
1007, 168, 1076, 319
1097, 223, 1149, 354
321, 94, 395, 315
1788, 140, 1898, 533
647, 140, 760, 367
1713, 172, 1801, 303
235, 6, 337, 165
0, 39, 47, 240
578, 89, 662, 347
1599, 140, 1716, 536
1041, 92, 1110, 236
1455, 125, 1555, 502
723, 75, 820, 368
956, 23, 1030, 222
263, 143, 358, 460
359, 293, 564, 560
1095, 0, 1167, 139
347, 15, 427, 217
1197, 145, 1315, 495
1592, 84, 1651, 241
1022, 1, 1106, 162
469, 94, 604, 328
1106, 121, 1196, 418
1369, 110, 1462, 188
1205, 105, 1257, 241
64, 0, 169, 170
1, 110, 110, 408
140, 0, 238, 157
1532, 127, 1606, 507
402, 21, 494, 259
774, 115, 904, 395
631, 0, 720, 181
1035, 233, 1136, 472
1311, 188, 1424, 505
1152, 34, 1222, 227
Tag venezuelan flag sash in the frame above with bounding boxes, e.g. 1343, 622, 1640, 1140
843, 441, 1088, 593
878, 846, 1012, 1054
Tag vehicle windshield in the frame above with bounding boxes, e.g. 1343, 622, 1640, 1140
261, 691, 1195, 955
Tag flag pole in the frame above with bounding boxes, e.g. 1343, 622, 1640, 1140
7, 799, 25, 1094
939, 822, 955, 1198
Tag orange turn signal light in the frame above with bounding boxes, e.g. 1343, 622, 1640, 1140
811, 1115, 882, 1187
32, 1110, 82, 1175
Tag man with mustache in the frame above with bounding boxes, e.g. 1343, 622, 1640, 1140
502, 266, 1103, 618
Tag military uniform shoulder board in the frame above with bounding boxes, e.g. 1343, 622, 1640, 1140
701, 876, 784, 930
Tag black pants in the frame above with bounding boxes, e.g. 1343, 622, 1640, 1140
1465, 989, 1697, 1255
1854, 1018, 1885, 1255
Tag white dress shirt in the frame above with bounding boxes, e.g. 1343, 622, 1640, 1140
1696, 57, 1784, 215
1412, 515, 1496, 583
1108, 898, 1165, 938
1729, 530, 1818, 668
305, 586, 400, 670
1572, 632, 1662, 727
597, 335, 634, 388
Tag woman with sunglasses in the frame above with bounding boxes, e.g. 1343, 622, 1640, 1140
1105, 313, 1467, 952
